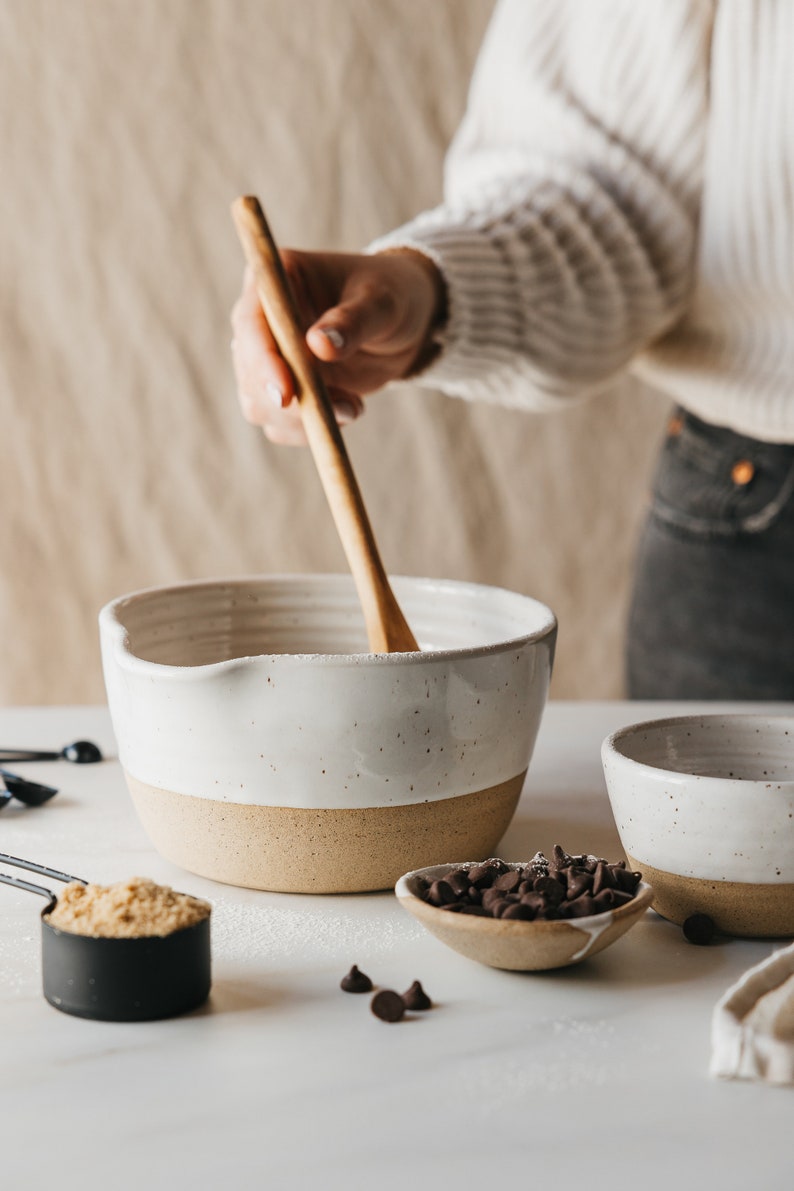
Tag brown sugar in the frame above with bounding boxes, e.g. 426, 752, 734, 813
45, 876, 211, 939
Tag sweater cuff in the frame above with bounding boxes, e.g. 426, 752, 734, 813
366, 222, 484, 396
366, 214, 569, 410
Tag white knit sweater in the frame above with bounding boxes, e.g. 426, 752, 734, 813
371, 0, 794, 443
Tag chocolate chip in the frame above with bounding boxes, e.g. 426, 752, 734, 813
613, 866, 642, 894
428, 879, 458, 906
501, 902, 535, 920
551, 845, 568, 868
401, 980, 432, 1011
491, 898, 513, 918
591, 862, 612, 896
682, 913, 717, 945
340, 964, 373, 993
564, 894, 598, 919
592, 888, 633, 912
446, 871, 471, 898
493, 869, 521, 892
481, 887, 504, 911
371, 990, 406, 1022
566, 869, 592, 900
533, 875, 563, 905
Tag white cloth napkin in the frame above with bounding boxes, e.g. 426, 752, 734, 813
711, 940, 794, 1084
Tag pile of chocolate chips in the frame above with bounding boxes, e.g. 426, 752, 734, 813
414, 847, 642, 922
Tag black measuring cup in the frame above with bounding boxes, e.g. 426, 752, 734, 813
0, 854, 211, 1021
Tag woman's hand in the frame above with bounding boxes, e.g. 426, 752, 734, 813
230, 248, 444, 445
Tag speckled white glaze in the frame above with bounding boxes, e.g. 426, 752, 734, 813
99, 574, 556, 811
601, 715, 794, 883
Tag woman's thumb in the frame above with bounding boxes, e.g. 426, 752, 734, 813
306, 286, 395, 362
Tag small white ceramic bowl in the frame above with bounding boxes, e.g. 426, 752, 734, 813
100, 574, 556, 894
602, 714, 794, 936
395, 863, 654, 971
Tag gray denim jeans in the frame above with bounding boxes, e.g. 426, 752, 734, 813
626, 408, 794, 699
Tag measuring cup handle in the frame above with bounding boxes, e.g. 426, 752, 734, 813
0, 852, 86, 885
0, 871, 57, 906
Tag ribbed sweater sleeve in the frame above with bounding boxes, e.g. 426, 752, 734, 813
369, 0, 712, 409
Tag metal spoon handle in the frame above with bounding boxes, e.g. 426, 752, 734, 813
0, 853, 86, 885
0, 749, 59, 762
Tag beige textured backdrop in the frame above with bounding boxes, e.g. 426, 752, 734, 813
0, 0, 671, 706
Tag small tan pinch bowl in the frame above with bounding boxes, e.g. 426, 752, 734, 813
395, 863, 654, 971
602, 714, 794, 937
99, 574, 556, 894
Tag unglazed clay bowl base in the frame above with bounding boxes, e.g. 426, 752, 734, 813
624, 856, 794, 938
100, 575, 556, 893
126, 772, 525, 894
395, 863, 654, 971
602, 715, 794, 938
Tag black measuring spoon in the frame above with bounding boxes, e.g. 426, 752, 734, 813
0, 854, 211, 1021
0, 769, 59, 806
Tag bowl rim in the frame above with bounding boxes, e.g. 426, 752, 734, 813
602, 713, 794, 786
395, 861, 654, 934
99, 572, 557, 673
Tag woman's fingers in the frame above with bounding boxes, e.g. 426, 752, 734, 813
230, 247, 442, 440
231, 260, 371, 437
259, 388, 364, 447
230, 267, 295, 418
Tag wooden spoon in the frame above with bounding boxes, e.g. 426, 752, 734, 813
231, 195, 419, 653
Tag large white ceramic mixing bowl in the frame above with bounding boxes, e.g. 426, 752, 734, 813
100, 574, 556, 893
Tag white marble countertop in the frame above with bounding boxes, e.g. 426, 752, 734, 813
1, 701, 791, 1190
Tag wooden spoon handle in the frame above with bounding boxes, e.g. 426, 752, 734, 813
231, 196, 419, 654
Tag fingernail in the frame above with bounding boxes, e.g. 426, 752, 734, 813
334, 400, 358, 424
319, 327, 345, 350
266, 381, 285, 408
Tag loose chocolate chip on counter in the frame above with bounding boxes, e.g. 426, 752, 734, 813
682, 913, 717, 946
401, 980, 432, 1011
340, 964, 373, 993
371, 989, 406, 1023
